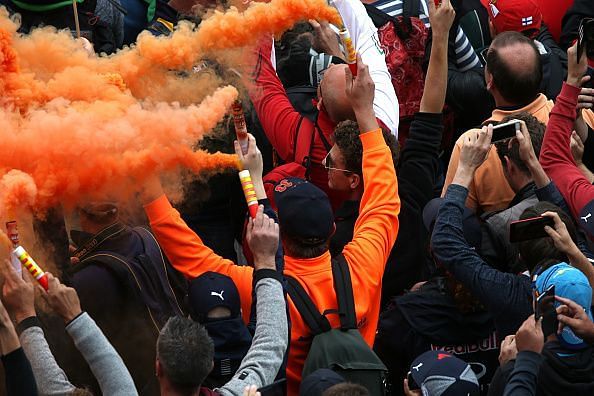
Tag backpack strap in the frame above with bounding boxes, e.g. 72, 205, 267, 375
286, 275, 331, 336
364, 0, 421, 38
331, 254, 357, 330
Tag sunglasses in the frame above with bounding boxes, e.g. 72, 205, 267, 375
322, 149, 352, 173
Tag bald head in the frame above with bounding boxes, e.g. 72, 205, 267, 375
319, 64, 356, 123
485, 31, 542, 106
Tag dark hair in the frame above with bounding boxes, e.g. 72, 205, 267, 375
518, 202, 578, 273
333, 120, 399, 176
281, 229, 329, 259
495, 112, 545, 176
276, 22, 314, 87
322, 383, 370, 396
157, 317, 214, 393
486, 31, 542, 105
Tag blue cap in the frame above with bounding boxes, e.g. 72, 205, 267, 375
274, 178, 334, 242
535, 263, 593, 349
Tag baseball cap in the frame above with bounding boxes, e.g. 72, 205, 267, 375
578, 200, 594, 240
409, 350, 480, 396
273, 178, 334, 243
480, 0, 542, 36
299, 369, 345, 396
423, 198, 483, 251
535, 262, 593, 349
188, 272, 241, 323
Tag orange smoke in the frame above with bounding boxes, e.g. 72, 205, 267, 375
0, 0, 340, 218
136, 0, 341, 70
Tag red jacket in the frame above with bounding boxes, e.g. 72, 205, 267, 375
540, 83, 594, 221
248, 40, 344, 208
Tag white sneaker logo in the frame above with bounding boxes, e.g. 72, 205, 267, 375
211, 290, 225, 301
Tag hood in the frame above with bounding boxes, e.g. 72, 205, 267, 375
538, 341, 594, 394
397, 279, 494, 345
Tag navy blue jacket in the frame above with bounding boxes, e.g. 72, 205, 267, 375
431, 184, 533, 337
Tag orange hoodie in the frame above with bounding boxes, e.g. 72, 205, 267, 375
442, 94, 554, 213
144, 128, 400, 395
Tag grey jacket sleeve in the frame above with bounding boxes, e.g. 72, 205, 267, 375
19, 325, 76, 395
218, 274, 288, 396
503, 351, 543, 396
66, 312, 138, 396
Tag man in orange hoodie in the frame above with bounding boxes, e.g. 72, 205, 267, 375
141, 57, 400, 395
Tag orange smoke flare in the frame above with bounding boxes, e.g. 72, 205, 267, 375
0, 0, 336, 218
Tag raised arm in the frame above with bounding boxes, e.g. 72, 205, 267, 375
420, 0, 454, 113
540, 42, 594, 219
248, 37, 309, 161
333, 0, 399, 135
44, 274, 138, 396
343, 57, 400, 280
432, 126, 530, 316
219, 209, 288, 395
1, 260, 77, 395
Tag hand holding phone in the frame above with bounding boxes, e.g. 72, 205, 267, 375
491, 119, 521, 143
533, 285, 557, 340
509, 216, 555, 243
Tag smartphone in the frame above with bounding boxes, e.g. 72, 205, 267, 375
491, 119, 521, 143
258, 379, 286, 396
509, 216, 554, 243
578, 18, 594, 61
534, 285, 558, 339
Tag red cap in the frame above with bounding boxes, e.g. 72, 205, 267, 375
480, 0, 542, 36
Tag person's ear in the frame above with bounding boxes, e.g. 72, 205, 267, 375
485, 69, 494, 91
317, 97, 323, 111
504, 155, 513, 174
349, 173, 361, 190
488, 20, 497, 38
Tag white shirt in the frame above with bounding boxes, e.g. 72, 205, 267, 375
333, 0, 400, 137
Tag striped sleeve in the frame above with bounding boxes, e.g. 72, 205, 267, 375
372, 0, 481, 72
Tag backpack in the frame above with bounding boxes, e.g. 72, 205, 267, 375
262, 113, 332, 210
364, 0, 428, 146
72, 226, 188, 330
286, 255, 388, 395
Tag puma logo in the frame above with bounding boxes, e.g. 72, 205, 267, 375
211, 290, 225, 301
412, 363, 423, 372
582, 213, 592, 223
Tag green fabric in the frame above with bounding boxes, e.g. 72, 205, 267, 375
460, 10, 489, 51
11, 0, 83, 12
144, 0, 155, 22
302, 329, 388, 395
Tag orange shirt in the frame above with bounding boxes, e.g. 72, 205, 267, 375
442, 94, 554, 213
144, 128, 400, 395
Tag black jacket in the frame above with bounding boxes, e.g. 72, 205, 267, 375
329, 112, 443, 306
560, 0, 594, 50
489, 341, 594, 396
535, 25, 568, 101
374, 279, 498, 395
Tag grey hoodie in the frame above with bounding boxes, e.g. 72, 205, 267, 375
19, 312, 137, 396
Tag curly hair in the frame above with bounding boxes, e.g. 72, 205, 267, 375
333, 120, 399, 175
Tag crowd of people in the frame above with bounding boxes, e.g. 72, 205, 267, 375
1, 0, 594, 395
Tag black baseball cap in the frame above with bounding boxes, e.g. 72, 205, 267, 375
299, 369, 345, 396
409, 350, 480, 396
273, 178, 334, 243
423, 198, 482, 251
188, 272, 241, 323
